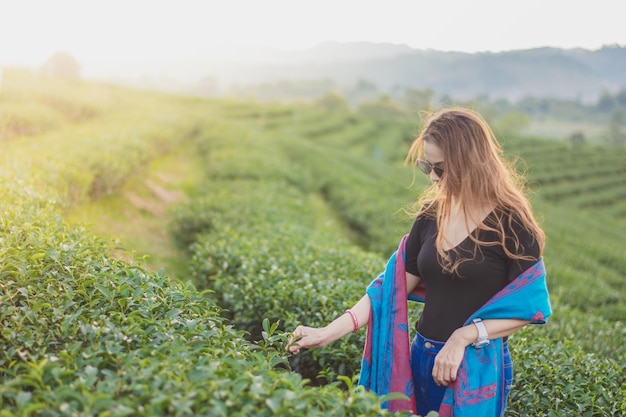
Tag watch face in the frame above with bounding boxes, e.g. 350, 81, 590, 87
473, 339, 490, 348
472, 319, 489, 348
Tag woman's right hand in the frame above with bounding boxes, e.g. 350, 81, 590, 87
288, 325, 329, 354
288, 295, 373, 354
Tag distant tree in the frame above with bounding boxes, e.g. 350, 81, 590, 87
403, 88, 434, 114
491, 98, 514, 115
538, 98, 551, 113
315, 91, 349, 112
475, 104, 497, 124
606, 109, 626, 146
347, 79, 379, 105
491, 111, 532, 137
358, 95, 406, 121
438, 94, 454, 107
596, 91, 616, 114
615, 89, 626, 109
40, 51, 81, 79
566, 130, 586, 146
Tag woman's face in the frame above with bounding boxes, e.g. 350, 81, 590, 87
423, 141, 445, 187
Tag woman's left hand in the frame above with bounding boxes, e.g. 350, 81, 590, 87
432, 326, 474, 386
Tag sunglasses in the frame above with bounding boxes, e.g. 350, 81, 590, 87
417, 159, 444, 178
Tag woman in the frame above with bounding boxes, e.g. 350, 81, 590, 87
289, 107, 551, 416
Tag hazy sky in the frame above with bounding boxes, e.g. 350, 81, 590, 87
1, 0, 623, 67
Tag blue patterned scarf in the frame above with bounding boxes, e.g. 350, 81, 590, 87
359, 235, 552, 416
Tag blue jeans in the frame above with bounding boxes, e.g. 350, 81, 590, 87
410, 331, 447, 416
410, 332, 514, 416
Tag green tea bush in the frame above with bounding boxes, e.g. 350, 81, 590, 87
170, 179, 379, 382
1, 69, 207, 209
277, 134, 420, 255
505, 135, 626, 223
1, 68, 107, 127
193, 103, 423, 256
536, 201, 626, 321
0, 212, 398, 416
0, 101, 61, 139
509, 330, 625, 416
539, 306, 626, 362
295, 109, 354, 139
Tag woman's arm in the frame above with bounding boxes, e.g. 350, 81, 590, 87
288, 293, 370, 354
461, 318, 529, 343
432, 319, 530, 386
288, 271, 421, 354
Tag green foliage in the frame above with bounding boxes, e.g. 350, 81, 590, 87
492, 111, 532, 136
0, 101, 61, 139
0, 68, 405, 417
0, 67, 106, 132
509, 329, 626, 416
176, 181, 382, 382
358, 96, 409, 122
315, 91, 349, 112
566, 130, 586, 146
503, 135, 626, 223
0, 214, 396, 416
605, 109, 626, 146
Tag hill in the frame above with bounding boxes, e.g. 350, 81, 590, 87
99, 42, 626, 103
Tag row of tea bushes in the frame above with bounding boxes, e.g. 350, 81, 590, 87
534, 200, 626, 324
504, 135, 626, 223
172, 179, 386, 383
0, 68, 106, 139
276, 130, 428, 256
509, 320, 625, 416
1, 69, 207, 208
174, 180, 624, 417
206, 102, 428, 255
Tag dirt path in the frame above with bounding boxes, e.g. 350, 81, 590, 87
66, 144, 202, 279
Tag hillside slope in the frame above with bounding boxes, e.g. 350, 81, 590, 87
136, 43, 626, 102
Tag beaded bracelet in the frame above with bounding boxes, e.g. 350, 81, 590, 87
345, 309, 359, 333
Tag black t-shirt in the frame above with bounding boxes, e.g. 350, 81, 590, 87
405, 208, 540, 342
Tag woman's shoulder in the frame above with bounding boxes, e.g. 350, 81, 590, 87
492, 206, 534, 230
412, 202, 437, 227
418, 200, 437, 218
492, 205, 541, 257
407, 202, 437, 238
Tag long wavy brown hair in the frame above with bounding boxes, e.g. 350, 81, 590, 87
405, 107, 545, 275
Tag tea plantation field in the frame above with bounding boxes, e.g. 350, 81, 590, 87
1, 69, 624, 416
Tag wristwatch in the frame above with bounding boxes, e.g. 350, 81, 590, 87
472, 318, 490, 348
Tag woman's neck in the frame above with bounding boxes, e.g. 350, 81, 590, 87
447, 197, 494, 221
